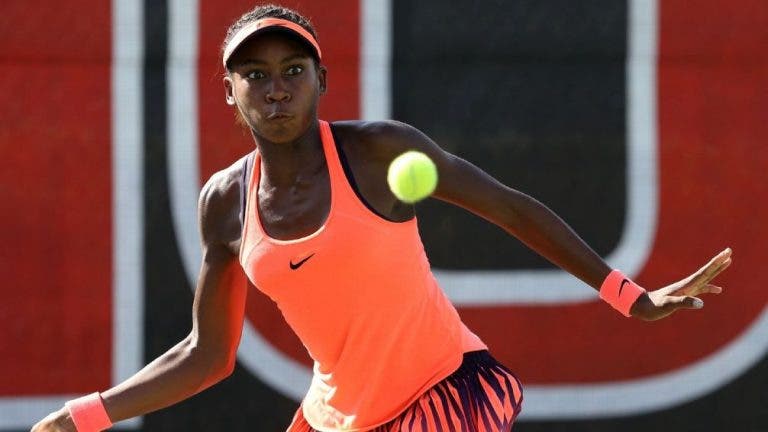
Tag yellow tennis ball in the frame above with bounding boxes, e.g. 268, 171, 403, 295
387, 151, 438, 203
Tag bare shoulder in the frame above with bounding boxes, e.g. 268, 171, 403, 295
331, 120, 508, 213
330, 119, 440, 162
198, 152, 253, 252
327, 120, 449, 220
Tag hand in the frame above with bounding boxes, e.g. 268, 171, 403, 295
30, 407, 76, 432
631, 248, 732, 321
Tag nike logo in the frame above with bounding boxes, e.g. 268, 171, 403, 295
619, 279, 630, 296
289, 253, 315, 270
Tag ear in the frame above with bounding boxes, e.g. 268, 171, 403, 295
223, 75, 236, 106
318, 66, 328, 95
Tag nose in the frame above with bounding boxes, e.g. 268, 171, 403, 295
266, 77, 291, 103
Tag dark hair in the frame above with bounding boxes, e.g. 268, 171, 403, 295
222, 4, 319, 61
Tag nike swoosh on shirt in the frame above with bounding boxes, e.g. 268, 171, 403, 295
289, 253, 315, 270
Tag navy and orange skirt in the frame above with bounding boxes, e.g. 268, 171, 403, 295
288, 350, 523, 432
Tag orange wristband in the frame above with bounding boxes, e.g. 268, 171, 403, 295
599, 270, 646, 317
65, 392, 113, 432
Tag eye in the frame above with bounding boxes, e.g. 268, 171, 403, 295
285, 65, 304, 76
245, 70, 266, 80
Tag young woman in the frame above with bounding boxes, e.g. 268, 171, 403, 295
32, 4, 731, 432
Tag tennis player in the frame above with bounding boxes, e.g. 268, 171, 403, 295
31, 4, 732, 432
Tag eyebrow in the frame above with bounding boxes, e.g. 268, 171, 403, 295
233, 53, 310, 68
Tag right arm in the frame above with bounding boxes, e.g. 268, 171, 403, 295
100, 240, 246, 422
32, 171, 248, 431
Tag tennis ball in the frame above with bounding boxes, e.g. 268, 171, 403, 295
387, 151, 438, 203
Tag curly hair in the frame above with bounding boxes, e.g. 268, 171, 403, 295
222, 4, 319, 62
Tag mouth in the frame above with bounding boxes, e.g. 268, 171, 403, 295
266, 112, 293, 121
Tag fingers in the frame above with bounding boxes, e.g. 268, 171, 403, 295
684, 296, 704, 309
687, 284, 724, 296
693, 248, 733, 285
665, 296, 704, 313
704, 284, 723, 294
709, 255, 732, 280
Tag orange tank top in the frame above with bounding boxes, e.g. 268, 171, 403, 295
239, 120, 486, 431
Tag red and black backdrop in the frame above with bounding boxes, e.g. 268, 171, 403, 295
1, 0, 767, 431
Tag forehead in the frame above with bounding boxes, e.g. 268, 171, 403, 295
229, 31, 314, 65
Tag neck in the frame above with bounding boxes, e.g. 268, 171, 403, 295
253, 120, 325, 186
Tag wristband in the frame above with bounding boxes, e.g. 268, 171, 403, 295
599, 270, 646, 317
65, 392, 113, 432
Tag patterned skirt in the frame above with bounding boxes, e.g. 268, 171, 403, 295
287, 350, 523, 432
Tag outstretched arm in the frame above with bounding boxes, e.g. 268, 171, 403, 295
99, 245, 247, 422
32, 172, 248, 431
372, 121, 731, 321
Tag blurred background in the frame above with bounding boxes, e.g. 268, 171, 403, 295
1, 0, 767, 430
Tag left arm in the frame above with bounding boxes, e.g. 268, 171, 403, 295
371, 121, 731, 320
